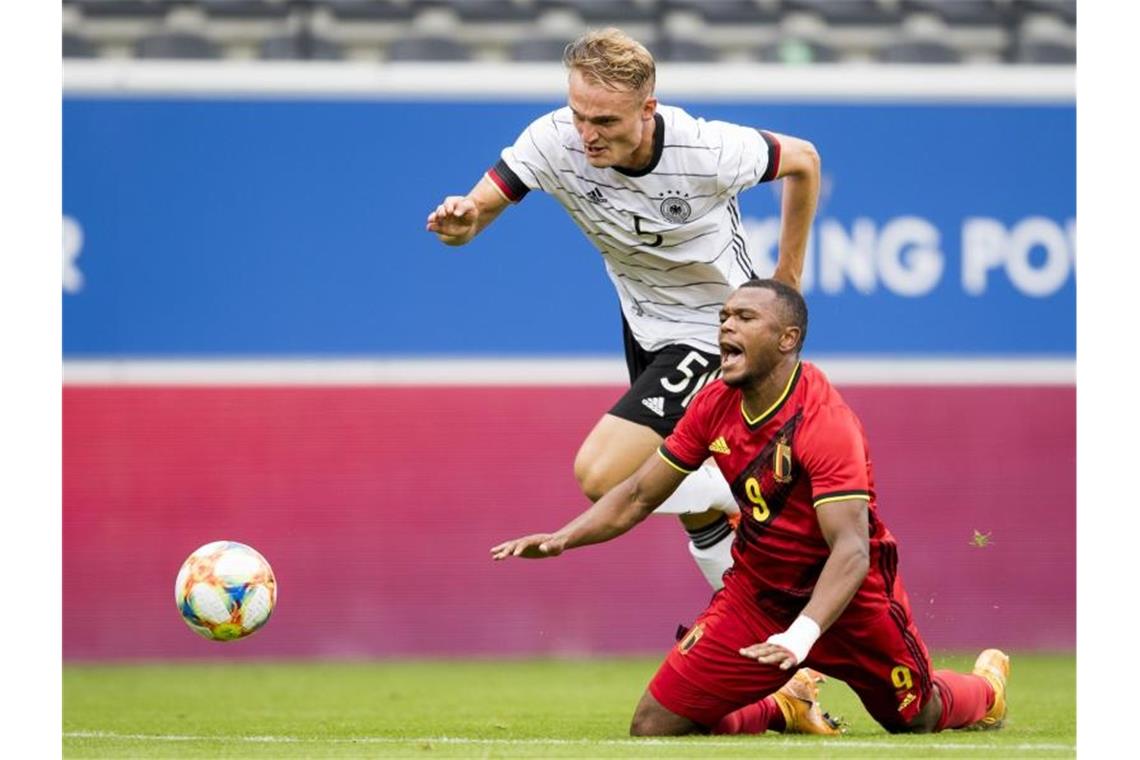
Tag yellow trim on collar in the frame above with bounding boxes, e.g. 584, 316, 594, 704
741, 362, 801, 426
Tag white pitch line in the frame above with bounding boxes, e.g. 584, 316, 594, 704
62, 357, 1074, 386
63, 731, 1074, 752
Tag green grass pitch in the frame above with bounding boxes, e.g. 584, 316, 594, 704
64, 653, 1074, 758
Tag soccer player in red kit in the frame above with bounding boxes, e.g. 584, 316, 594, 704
491, 279, 1010, 737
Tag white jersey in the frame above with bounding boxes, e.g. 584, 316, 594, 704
488, 104, 780, 354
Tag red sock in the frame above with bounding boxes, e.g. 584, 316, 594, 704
712, 697, 786, 734
932, 670, 995, 731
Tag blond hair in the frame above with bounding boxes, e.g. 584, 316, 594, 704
563, 28, 656, 96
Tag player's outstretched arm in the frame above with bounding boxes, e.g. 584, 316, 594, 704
766, 133, 821, 292
425, 175, 511, 246
490, 454, 687, 560
739, 497, 869, 669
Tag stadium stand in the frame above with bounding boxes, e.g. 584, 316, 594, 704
134, 30, 223, 59
258, 31, 346, 59
61, 0, 1077, 64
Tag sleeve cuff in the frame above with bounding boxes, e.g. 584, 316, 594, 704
657, 445, 701, 474
812, 491, 871, 508
487, 158, 530, 202
757, 130, 782, 184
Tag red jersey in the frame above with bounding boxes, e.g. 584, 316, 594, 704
660, 361, 899, 626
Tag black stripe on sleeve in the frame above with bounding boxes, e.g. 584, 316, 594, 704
658, 444, 702, 474
489, 158, 530, 202
757, 130, 782, 184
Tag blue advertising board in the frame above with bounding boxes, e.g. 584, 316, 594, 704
63, 96, 1074, 357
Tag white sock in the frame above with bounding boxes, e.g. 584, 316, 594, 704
687, 518, 735, 590
654, 461, 737, 515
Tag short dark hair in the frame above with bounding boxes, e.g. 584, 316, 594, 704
739, 279, 808, 351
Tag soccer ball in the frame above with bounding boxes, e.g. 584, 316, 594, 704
174, 541, 277, 641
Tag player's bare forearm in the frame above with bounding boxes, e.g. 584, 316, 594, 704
801, 499, 869, 632
490, 455, 686, 560
769, 135, 820, 292
799, 532, 868, 632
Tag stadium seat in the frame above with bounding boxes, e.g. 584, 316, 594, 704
445, 0, 541, 22
386, 36, 473, 61
754, 39, 840, 64
134, 31, 223, 59
1015, 0, 1077, 26
200, 0, 291, 20
70, 0, 167, 19
325, 1, 416, 22
903, 0, 1011, 27
534, 1, 659, 24
661, 0, 780, 25
876, 40, 963, 64
1014, 40, 1075, 64
259, 33, 345, 60
784, 0, 901, 26
63, 32, 99, 59
654, 38, 719, 63
508, 37, 573, 62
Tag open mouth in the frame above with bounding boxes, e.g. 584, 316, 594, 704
720, 341, 744, 368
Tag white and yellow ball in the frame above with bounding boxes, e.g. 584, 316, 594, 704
174, 541, 277, 641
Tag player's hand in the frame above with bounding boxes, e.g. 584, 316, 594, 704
490, 534, 566, 560
739, 641, 799, 670
426, 195, 479, 245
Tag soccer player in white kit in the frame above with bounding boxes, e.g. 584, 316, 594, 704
426, 28, 820, 592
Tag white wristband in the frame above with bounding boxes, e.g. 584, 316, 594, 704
765, 615, 821, 665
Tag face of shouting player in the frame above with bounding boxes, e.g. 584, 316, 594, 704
567, 69, 657, 170
718, 287, 802, 389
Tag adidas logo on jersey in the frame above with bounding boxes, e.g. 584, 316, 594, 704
641, 396, 665, 417
586, 187, 605, 203
708, 436, 731, 455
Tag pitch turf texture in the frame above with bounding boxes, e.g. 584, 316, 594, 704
64, 653, 1074, 758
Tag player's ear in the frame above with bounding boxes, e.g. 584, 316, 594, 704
778, 326, 801, 354
642, 95, 657, 121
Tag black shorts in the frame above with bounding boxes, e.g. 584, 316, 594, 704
609, 319, 723, 438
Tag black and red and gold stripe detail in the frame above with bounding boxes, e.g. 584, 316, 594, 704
757, 130, 782, 183
486, 158, 530, 203
732, 414, 802, 532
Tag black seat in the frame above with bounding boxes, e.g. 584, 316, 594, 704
446, 0, 541, 22
63, 32, 98, 59
386, 36, 473, 61
325, 1, 416, 21
200, 0, 291, 20
754, 39, 840, 64
1014, 40, 1075, 64
259, 34, 345, 61
509, 37, 573, 62
134, 32, 222, 60
535, 0, 659, 24
876, 40, 963, 64
72, 0, 167, 20
1014, 1, 1077, 25
654, 38, 719, 63
903, 0, 1011, 27
785, 0, 901, 25
661, 1, 780, 25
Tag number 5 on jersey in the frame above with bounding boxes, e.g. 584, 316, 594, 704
661, 350, 720, 408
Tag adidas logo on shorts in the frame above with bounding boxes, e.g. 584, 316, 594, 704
641, 396, 665, 417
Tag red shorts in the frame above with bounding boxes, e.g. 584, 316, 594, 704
648, 581, 935, 730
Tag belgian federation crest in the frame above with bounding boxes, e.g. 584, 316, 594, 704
660, 196, 692, 223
